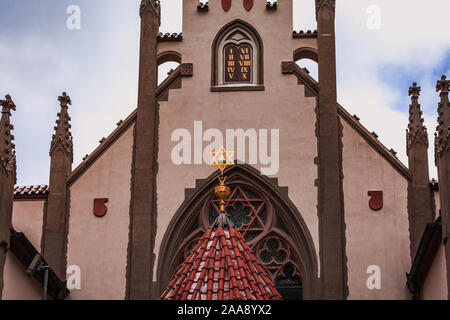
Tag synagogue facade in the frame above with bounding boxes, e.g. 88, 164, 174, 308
0, 0, 449, 300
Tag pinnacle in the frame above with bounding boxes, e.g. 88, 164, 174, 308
0, 94, 16, 175
50, 92, 73, 157
407, 83, 428, 153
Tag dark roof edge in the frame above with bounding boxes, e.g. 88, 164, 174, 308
406, 216, 443, 299
9, 228, 69, 299
14, 194, 48, 201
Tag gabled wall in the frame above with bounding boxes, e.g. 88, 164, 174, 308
422, 243, 448, 300
66, 126, 133, 300
154, 0, 320, 283
342, 120, 410, 299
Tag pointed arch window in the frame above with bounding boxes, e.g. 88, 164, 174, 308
212, 20, 264, 91
173, 184, 304, 300
158, 165, 318, 300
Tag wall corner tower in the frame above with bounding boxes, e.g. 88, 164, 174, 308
406, 83, 434, 260
126, 0, 160, 300
0, 95, 16, 298
42, 92, 73, 279
435, 75, 450, 299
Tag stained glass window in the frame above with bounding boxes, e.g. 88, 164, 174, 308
177, 184, 305, 300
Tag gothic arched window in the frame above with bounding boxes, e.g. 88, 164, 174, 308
158, 165, 318, 300
212, 20, 264, 91
174, 183, 304, 300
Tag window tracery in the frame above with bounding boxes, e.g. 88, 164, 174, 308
176, 184, 304, 300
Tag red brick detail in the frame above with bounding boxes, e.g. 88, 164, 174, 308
160, 227, 282, 300
93, 198, 108, 218
14, 185, 49, 196
368, 191, 383, 211
243, 0, 253, 11
222, 0, 231, 12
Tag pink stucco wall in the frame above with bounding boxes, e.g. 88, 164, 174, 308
2, 200, 45, 300
342, 120, 410, 300
154, 0, 320, 281
66, 126, 133, 300
422, 243, 448, 300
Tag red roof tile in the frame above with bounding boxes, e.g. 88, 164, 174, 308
160, 225, 282, 300
14, 185, 49, 198
157, 32, 182, 42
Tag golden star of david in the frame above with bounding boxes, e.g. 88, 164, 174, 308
209, 146, 235, 174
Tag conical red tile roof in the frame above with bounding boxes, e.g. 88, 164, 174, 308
160, 225, 282, 300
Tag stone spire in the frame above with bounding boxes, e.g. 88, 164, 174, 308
50, 92, 73, 160
436, 75, 450, 159
0, 95, 16, 176
42, 92, 73, 279
407, 83, 429, 154
0, 94, 16, 297
405, 83, 434, 260
435, 75, 450, 299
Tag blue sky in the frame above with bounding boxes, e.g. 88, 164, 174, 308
0, 0, 449, 185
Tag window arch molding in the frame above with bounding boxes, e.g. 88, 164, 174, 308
156, 164, 318, 299
293, 47, 318, 63
157, 50, 182, 66
211, 19, 264, 90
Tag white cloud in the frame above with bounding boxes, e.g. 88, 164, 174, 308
332, 0, 450, 178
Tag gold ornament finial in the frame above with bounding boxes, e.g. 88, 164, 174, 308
209, 146, 235, 213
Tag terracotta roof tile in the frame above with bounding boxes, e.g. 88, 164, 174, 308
160, 226, 282, 300
14, 185, 49, 198
293, 30, 318, 38
157, 32, 183, 42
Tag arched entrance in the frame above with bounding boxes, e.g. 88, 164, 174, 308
157, 164, 318, 300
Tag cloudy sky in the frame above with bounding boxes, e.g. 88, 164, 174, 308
0, 0, 449, 185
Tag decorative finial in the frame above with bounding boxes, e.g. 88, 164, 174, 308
436, 75, 450, 94
409, 82, 421, 99
209, 146, 235, 228
407, 82, 428, 154
209, 146, 235, 178
58, 92, 72, 108
0, 95, 16, 113
50, 92, 73, 158
0, 95, 16, 175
